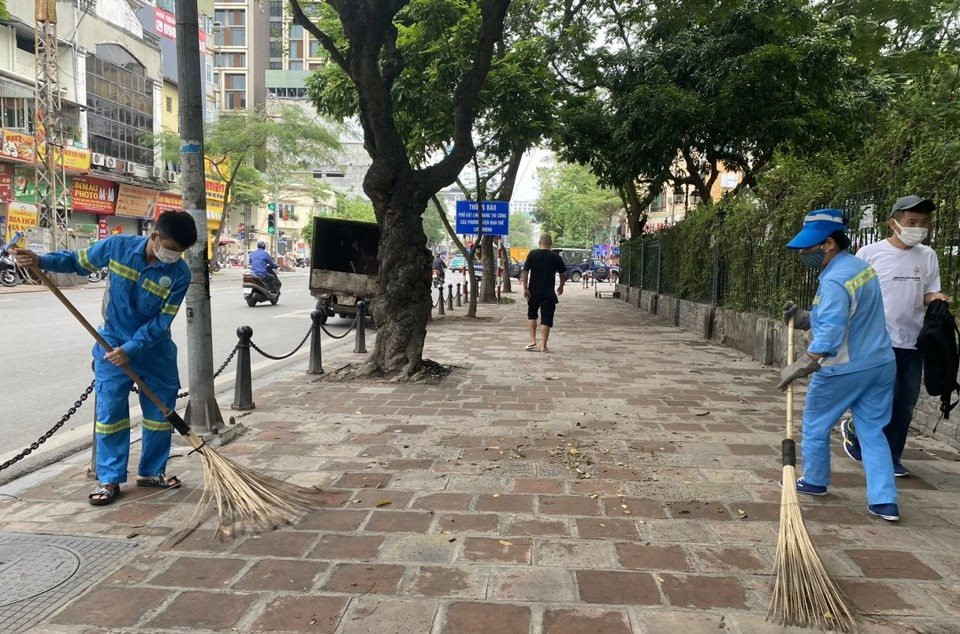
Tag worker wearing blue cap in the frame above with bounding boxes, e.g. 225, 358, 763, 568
779, 208, 899, 521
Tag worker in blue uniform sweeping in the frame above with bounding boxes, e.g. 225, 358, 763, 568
779, 208, 900, 522
13, 210, 198, 506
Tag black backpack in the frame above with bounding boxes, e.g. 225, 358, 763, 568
915, 299, 960, 423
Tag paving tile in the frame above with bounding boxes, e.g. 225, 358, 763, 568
412, 492, 474, 510
365, 510, 434, 533
576, 570, 661, 604
52, 587, 167, 627
408, 565, 489, 598
146, 591, 252, 629
846, 549, 943, 580
576, 518, 640, 540
340, 596, 438, 634
437, 513, 500, 533
539, 495, 602, 516
323, 564, 406, 594
513, 478, 565, 493
235, 531, 316, 557
149, 556, 245, 588
441, 602, 530, 634
615, 543, 692, 571
502, 516, 571, 537
298, 508, 369, 531
535, 540, 618, 567
666, 501, 732, 520
475, 493, 535, 513
461, 537, 531, 564
334, 472, 394, 488
542, 608, 632, 634
233, 559, 328, 591
309, 534, 385, 560
380, 534, 458, 563
660, 574, 747, 608
251, 596, 349, 633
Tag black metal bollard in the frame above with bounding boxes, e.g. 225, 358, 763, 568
354, 301, 368, 353
497, 283, 502, 301
447, 284, 454, 311
232, 326, 255, 410
456, 282, 462, 307
437, 285, 445, 315
463, 282, 469, 302
308, 310, 324, 375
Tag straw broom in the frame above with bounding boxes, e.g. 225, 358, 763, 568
33, 267, 322, 537
768, 316, 857, 631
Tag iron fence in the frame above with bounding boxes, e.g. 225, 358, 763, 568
622, 187, 960, 316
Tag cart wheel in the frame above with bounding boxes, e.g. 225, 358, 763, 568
571, 272, 581, 283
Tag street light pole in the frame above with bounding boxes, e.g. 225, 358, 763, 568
176, 0, 223, 432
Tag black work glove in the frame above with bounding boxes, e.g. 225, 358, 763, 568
778, 355, 822, 391
782, 301, 811, 331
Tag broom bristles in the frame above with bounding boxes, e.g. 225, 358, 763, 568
768, 465, 858, 632
184, 432, 324, 538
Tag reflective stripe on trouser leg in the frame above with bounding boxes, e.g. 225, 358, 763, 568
850, 361, 897, 506
136, 365, 178, 479
93, 364, 133, 484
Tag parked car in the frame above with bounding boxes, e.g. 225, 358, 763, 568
567, 258, 619, 283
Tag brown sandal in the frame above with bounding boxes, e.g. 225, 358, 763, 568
136, 474, 181, 489
89, 484, 120, 506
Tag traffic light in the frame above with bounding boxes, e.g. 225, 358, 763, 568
267, 212, 276, 234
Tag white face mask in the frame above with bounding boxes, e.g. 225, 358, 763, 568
893, 220, 928, 247
154, 241, 183, 264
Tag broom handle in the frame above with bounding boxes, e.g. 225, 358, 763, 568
786, 316, 795, 440
31, 266, 173, 417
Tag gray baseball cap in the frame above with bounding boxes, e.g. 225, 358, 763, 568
891, 195, 935, 216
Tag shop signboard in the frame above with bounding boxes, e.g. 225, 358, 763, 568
72, 176, 116, 214
0, 129, 35, 164
0, 163, 12, 202
4, 201, 38, 244
115, 184, 158, 219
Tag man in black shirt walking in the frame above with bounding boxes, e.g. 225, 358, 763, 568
521, 233, 567, 352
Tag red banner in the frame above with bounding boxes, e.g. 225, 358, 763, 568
0, 163, 12, 202
72, 176, 116, 214
154, 7, 176, 40
155, 192, 183, 219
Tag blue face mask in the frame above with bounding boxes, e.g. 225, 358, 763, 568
801, 248, 826, 270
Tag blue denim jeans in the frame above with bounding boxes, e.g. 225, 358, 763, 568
884, 347, 924, 461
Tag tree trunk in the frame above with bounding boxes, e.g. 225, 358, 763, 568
367, 174, 432, 377
480, 235, 497, 302
467, 259, 479, 317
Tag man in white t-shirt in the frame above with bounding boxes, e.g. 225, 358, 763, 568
841, 195, 950, 477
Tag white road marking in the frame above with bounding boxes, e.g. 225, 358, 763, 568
270, 309, 314, 319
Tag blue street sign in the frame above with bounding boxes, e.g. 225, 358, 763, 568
612, 246, 621, 256
455, 200, 510, 235
593, 244, 603, 258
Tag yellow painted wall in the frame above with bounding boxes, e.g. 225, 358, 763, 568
162, 81, 180, 134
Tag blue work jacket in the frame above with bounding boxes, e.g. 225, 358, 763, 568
39, 235, 190, 359
250, 249, 276, 277
808, 251, 895, 375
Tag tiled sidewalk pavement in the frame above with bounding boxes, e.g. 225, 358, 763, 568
4, 285, 960, 633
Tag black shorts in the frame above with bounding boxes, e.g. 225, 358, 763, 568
527, 294, 557, 327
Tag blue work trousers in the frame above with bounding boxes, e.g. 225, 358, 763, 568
93, 342, 179, 485
802, 361, 897, 506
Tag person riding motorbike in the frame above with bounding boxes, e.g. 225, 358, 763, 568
432, 255, 447, 285
250, 241, 281, 294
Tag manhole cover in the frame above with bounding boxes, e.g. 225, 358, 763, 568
0, 532, 138, 632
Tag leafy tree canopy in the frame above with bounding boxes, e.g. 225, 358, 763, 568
534, 163, 620, 248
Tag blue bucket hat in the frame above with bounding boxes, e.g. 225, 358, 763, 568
786, 209, 846, 249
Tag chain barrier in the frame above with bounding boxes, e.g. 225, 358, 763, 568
250, 326, 314, 360
131, 342, 241, 400
318, 315, 359, 339
0, 381, 95, 473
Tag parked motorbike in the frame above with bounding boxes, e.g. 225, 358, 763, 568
87, 266, 108, 283
243, 273, 281, 307
1, 231, 25, 287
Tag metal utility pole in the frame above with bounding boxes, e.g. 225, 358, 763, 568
176, 0, 223, 433
34, 0, 68, 250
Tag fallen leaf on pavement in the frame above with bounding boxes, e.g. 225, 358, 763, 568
376, 499, 392, 507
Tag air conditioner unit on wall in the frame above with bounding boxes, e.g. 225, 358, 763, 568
165, 170, 177, 182
104, 157, 117, 169
92, 153, 105, 166
126, 162, 138, 175
152, 166, 163, 179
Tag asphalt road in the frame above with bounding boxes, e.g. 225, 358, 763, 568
1, 267, 359, 453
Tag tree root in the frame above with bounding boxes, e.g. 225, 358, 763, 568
315, 359, 454, 385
